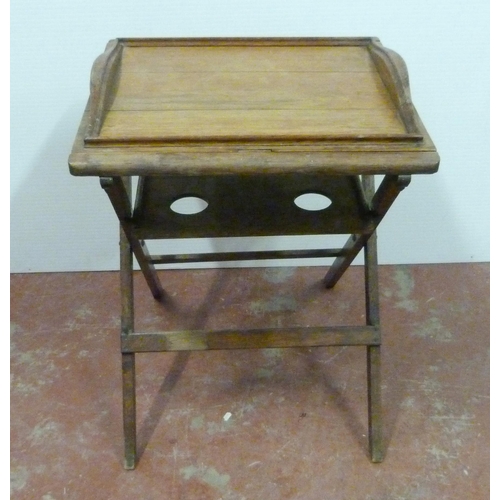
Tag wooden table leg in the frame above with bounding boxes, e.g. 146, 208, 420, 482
367, 345, 383, 462
122, 353, 137, 470
363, 176, 384, 462
120, 222, 137, 469
365, 233, 384, 462
365, 231, 383, 461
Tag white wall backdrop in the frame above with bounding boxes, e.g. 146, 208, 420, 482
11, 0, 489, 272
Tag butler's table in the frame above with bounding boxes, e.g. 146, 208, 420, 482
68, 37, 439, 469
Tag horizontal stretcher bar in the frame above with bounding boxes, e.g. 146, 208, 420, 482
121, 326, 380, 352
148, 248, 347, 265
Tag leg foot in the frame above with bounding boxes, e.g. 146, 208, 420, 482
124, 457, 136, 470
122, 353, 137, 469
367, 345, 384, 462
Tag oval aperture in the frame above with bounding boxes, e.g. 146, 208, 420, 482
170, 196, 208, 215
294, 193, 332, 211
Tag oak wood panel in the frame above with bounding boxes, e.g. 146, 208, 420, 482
87, 39, 123, 139
119, 45, 374, 73
369, 41, 418, 133
88, 40, 418, 146
111, 71, 396, 111
99, 109, 406, 142
69, 38, 440, 176
130, 173, 370, 239
70, 147, 440, 176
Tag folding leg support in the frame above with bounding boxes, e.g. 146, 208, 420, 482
323, 174, 411, 462
109, 179, 138, 470
100, 177, 163, 300
326, 221, 383, 461
362, 176, 383, 463
101, 176, 147, 469
101, 173, 410, 469
120, 222, 137, 470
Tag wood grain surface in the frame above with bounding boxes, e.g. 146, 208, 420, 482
69, 38, 439, 176
96, 45, 408, 143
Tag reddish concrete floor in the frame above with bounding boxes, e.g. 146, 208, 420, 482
11, 263, 489, 499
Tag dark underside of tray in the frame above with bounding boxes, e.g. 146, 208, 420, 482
131, 174, 373, 239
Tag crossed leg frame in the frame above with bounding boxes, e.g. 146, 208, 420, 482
100, 173, 411, 469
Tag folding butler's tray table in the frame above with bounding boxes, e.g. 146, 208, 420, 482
68, 37, 439, 469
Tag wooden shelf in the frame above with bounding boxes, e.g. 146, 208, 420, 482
131, 174, 371, 239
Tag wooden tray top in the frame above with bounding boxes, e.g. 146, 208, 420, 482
69, 38, 439, 176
